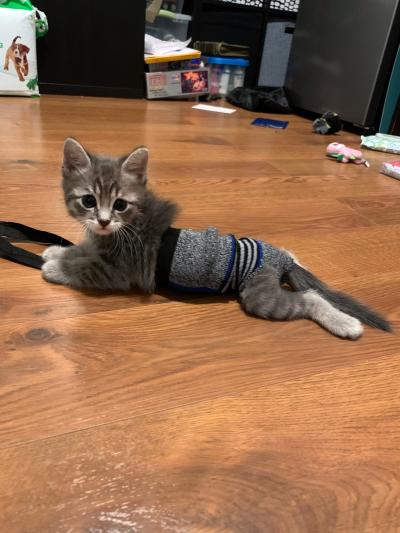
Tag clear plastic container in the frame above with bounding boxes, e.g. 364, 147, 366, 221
146, 9, 191, 42
219, 65, 231, 95
209, 64, 222, 95
204, 57, 249, 96
232, 66, 246, 89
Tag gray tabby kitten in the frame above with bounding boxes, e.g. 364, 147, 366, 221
42, 138, 391, 340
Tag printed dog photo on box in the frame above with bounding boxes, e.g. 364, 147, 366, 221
3, 36, 30, 81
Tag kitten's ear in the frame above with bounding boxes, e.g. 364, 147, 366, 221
63, 138, 91, 175
121, 147, 148, 185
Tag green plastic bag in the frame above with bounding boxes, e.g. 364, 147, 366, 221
0, 0, 48, 37
0, 0, 33, 11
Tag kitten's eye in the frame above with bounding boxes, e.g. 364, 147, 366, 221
81, 194, 97, 209
113, 199, 128, 212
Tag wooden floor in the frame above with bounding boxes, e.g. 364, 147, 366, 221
0, 96, 399, 533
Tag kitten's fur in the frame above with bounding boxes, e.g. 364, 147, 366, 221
42, 138, 391, 340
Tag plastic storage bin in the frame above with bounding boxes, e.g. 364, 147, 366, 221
205, 57, 249, 96
146, 9, 191, 42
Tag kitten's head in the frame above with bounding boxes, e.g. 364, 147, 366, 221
62, 138, 148, 236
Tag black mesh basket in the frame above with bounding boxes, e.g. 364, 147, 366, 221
218, 0, 300, 12
218, 0, 268, 8
269, 0, 299, 12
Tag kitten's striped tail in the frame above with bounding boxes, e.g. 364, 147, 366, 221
285, 263, 392, 332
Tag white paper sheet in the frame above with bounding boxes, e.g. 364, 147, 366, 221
192, 104, 236, 114
145, 34, 192, 55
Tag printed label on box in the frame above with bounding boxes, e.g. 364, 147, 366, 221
146, 68, 209, 99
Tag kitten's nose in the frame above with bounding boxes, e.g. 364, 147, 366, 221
98, 219, 111, 228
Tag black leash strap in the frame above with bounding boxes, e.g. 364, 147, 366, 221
0, 222, 73, 270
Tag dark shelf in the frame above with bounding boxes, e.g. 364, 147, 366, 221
195, 0, 298, 16
187, 0, 297, 87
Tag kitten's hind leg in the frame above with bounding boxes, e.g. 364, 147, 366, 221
240, 266, 363, 340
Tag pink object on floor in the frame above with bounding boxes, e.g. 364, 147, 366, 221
326, 142, 369, 166
381, 160, 400, 180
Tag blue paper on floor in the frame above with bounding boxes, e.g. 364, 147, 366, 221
251, 118, 289, 129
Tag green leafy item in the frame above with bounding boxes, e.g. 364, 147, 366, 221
26, 77, 38, 91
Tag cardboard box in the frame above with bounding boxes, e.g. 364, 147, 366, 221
146, 68, 209, 99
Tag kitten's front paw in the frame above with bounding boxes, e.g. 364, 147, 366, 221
42, 245, 67, 262
42, 259, 70, 286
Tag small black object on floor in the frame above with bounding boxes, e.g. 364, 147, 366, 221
313, 111, 343, 134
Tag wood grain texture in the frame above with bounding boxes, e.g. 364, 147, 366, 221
0, 96, 399, 532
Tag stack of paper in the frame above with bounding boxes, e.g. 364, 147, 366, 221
145, 34, 192, 55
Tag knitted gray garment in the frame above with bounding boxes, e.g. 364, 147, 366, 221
157, 226, 294, 294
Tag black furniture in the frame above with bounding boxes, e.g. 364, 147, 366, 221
285, 0, 400, 130
185, 0, 297, 87
186, 0, 268, 87
35, 0, 146, 98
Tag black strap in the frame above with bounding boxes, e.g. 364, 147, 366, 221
155, 227, 181, 287
0, 221, 73, 270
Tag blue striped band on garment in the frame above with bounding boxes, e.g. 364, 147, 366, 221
220, 237, 264, 292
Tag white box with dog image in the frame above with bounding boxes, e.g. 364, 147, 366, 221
0, 8, 38, 95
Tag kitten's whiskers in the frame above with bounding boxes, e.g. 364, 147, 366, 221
124, 223, 144, 253
120, 226, 135, 260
